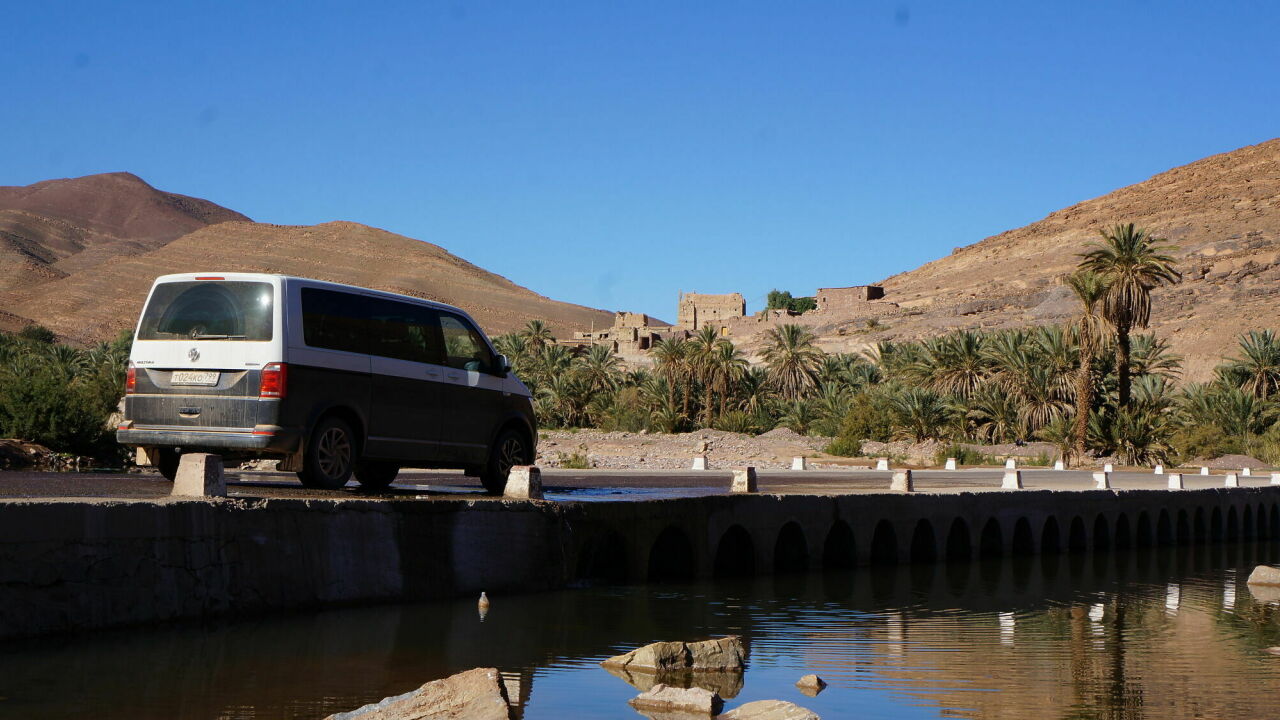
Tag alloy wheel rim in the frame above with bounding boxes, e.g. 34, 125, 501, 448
498, 437, 524, 474
317, 426, 351, 480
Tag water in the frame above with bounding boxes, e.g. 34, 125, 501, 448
4, 543, 1280, 719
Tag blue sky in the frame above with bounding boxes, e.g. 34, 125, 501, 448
4, 1, 1279, 320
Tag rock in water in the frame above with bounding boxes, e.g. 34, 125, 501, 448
794, 674, 827, 696
628, 683, 724, 715
602, 636, 747, 673
324, 667, 510, 720
716, 699, 821, 719
1247, 565, 1280, 587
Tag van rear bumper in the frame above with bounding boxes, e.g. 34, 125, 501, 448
116, 425, 300, 454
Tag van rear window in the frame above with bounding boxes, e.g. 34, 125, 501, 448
138, 281, 274, 341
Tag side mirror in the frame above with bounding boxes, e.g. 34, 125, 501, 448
496, 354, 511, 377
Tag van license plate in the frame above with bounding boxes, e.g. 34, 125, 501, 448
171, 371, 219, 386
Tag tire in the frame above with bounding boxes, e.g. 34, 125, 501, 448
481, 428, 530, 495
298, 416, 356, 490
155, 447, 181, 481
354, 459, 400, 491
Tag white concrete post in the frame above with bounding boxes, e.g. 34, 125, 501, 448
1004, 457, 1016, 470
504, 465, 543, 499
1200, 466, 1210, 475
171, 453, 226, 497
945, 457, 957, 471
1103, 463, 1114, 473
1054, 459, 1065, 471
1271, 472, 1280, 486
790, 456, 807, 471
731, 467, 758, 493
1002, 469, 1023, 489
876, 458, 890, 471
1167, 473, 1183, 490
1093, 471, 1111, 490
1225, 472, 1240, 488
1154, 464, 1164, 474
691, 455, 708, 471
890, 469, 913, 492
1242, 467, 1252, 477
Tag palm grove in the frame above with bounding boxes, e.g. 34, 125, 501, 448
498, 225, 1280, 467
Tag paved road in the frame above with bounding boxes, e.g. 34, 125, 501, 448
0, 467, 1275, 502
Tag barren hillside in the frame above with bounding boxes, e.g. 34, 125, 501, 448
0, 174, 613, 343
748, 138, 1280, 381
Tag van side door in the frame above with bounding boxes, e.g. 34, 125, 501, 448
364, 297, 447, 462
435, 311, 506, 465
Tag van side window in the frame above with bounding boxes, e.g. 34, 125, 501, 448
366, 298, 445, 364
439, 313, 497, 373
301, 288, 369, 354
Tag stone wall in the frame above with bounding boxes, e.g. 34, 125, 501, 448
815, 285, 885, 312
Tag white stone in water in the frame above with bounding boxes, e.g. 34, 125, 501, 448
1002, 470, 1023, 490
1201, 466, 1210, 475
890, 469, 913, 492
1004, 457, 1016, 469
791, 456, 807, 471
1103, 463, 1114, 473
692, 455, 708, 471
504, 466, 544, 499
172, 453, 226, 497
731, 467, 758, 493
1093, 471, 1111, 489
1168, 473, 1184, 489
876, 458, 890, 471
945, 457, 957, 470
1154, 464, 1164, 474
1226, 473, 1240, 488
1054, 459, 1065, 471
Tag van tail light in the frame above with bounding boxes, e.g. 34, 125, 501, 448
259, 362, 287, 398
125, 364, 137, 394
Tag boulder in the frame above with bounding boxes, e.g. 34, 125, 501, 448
1247, 565, 1280, 587
325, 667, 510, 720
715, 700, 820, 719
602, 636, 746, 674
628, 684, 724, 716
794, 674, 827, 696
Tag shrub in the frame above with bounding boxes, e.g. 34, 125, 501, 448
824, 436, 863, 457
1170, 424, 1241, 462
556, 450, 592, 469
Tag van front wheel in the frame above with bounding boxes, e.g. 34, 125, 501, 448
298, 416, 355, 490
354, 460, 399, 491
481, 429, 529, 495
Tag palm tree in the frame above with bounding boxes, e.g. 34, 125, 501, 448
708, 340, 748, 420
580, 344, 623, 393
967, 385, 1022, 443
1066, 270, 1110, 465
1128, 333, 1183, 381
650, 337, 689, 417
914, 330, 989, 398
519, 319, 556, 352
889, 388, 953, 442
1224, 330, 1280, 400
762, 324, 824, 400
1078, 223, 1181, 407
687, 326, 723, 424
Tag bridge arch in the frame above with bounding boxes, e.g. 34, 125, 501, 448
910, 519, 938, 563
1176, 509, 1191, 544
1069, 516, 1088, 552
1157, 509, 1172, 545
1227, 506, 1239, 542
1041, 516, 1061, 554
648, 525, 695, 581
1136, 511, 1153, 548
774, 521, 809, 573
1244, 505, 1255, 540
945, 518, 972, 561
1114, 513, 1132, 550
822, 520, 856, 570
713, 525, 756, 577
1093, 514, 1111, 552
1210, 507, 1223, 542
576, 530, 629, 584
979, 518, 1003, 558
1194, 507, 1207, 542
1012, 517, 1034, 555
870, 519, 898, 565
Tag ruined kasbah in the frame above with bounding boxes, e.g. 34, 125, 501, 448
566, 285, 898, 365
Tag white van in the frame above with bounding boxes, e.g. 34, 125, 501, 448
117, 273, 537, 492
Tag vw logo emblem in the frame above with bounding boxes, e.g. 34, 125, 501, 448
188, 348, 200, 362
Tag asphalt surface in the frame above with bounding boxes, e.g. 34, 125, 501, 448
0, 467, 1276, 502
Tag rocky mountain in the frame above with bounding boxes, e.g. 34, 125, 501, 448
782, 138, 1280, 381
0, 173, 612, 343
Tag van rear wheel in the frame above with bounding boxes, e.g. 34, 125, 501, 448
298, 416, 355, 490
354, 459, 399, 491
481, 429, 529, 495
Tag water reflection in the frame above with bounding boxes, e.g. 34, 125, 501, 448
2, 542, 1280, 719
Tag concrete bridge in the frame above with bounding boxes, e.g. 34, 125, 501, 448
1, 468, 1278, 639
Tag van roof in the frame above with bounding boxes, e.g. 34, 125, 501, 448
151, 272, 472, 317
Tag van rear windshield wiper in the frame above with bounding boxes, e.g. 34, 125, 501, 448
189, 334, 247, 340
